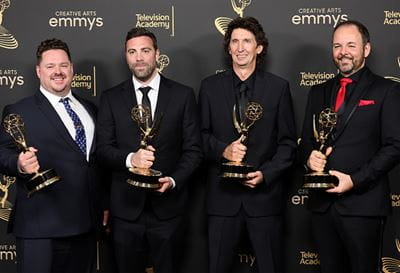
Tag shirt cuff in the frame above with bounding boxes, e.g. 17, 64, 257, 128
168, 176, 176, 189
126, 152, 134, 168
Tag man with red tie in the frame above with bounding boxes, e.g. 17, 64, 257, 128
300, 20, 400, 273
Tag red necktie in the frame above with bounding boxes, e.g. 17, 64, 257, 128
334, 78, 353, 112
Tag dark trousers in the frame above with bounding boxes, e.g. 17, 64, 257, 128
208, 208, 283, 273
311, 205, 385, 273
16, 232, 95, 273
112, 203, 183, 273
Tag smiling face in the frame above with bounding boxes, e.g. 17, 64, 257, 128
125, 35, 160, 84
332, 24, 371, 77
229, 28, 263, 73
36, 49, 73, 97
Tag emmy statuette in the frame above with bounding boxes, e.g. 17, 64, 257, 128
220, 102, 263, 181
3, 114, 60, 196
303, 108, 339, 189
127, 105, 162, 189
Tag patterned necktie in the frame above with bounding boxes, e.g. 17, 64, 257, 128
334, 78, 353, 112
60, 98, 87, 155
139, 86, 152, 125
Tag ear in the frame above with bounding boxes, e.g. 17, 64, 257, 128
256, 44, 263, 55
364, 42, 371, 58
35, 65, 40, 79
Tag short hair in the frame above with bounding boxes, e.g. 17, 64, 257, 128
223, 16, 269, 64
36, 38, 71, 64
333, 20, 370, 45
125, 27, 158, 50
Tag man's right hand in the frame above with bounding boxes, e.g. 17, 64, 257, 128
17, 147, 39, 174
223, 138, 247, 162
131, 145, 156, 168
306, 147, 332, 172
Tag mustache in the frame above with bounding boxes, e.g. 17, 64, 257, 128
337, 54, 353, 60
51, 73, 67, 79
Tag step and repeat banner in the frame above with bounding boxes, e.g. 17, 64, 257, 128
0, 0, 399, 272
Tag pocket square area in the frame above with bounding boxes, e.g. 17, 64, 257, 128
358, 99, 375, 106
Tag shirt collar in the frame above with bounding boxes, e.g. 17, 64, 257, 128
132, 72, 161, 92
40, 86, 76, 107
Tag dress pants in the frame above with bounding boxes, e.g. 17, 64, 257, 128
16, 232, 95, 273
311, 205, 385, 273
208, 207, 283, 273
112, 199, 183, 273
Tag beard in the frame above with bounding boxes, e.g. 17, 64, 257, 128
334, 53, 364, 76
130, 62, 157, 82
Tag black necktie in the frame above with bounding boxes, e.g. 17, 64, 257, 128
237, 82, 248, 122
139, 86, 152, 125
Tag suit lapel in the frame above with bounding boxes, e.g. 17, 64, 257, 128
221, 70, 236, 114
334, 69, 375, 141
121, 79, 137, 112
34, 92, 82, 154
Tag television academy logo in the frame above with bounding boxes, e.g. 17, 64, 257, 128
382, 239, 400, 273
0, 175, 15, 222
71, 66, 97, 96
215, 0, 252, 35
0, 0, 18, 49
135, 6, 175, 37
384, 57, 400, 83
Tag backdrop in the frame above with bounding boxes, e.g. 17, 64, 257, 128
0, 0, 399, 272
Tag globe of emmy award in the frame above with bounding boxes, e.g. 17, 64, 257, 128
3, 114, 60, 196
220, 101, 263, 181
303, 108, 339, 189
126, 104, 162, 189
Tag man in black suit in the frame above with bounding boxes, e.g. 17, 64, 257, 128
300, 20, 400, 273
0, 39, 100, 273
199, 17, 297, 273
96, 27, 202, 273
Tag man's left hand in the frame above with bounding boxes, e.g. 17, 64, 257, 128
156, 177, 173, 193
243, 171, 264, 188
326, 170, 354, 194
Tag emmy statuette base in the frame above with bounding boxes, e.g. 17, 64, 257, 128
127, 167, 162, 189
220, 161, 255, 181
303, 172, 339, 189
26, 169, 61, 196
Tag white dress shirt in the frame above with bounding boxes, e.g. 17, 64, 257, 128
40, 86, 95, 161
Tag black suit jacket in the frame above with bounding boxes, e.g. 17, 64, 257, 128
96, 75, 202, 221
199, 69, 297, 217
0, 91, 101, 238
300, 67, 400, 216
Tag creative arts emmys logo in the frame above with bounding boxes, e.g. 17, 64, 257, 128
0, 175, 15, 222
49, 10, 104, 31
0, 0, 18, 49
72, 66, 97, 96
385, 57, 400, 83
215, 0, 252, 35
0, 69, 24, 89
291, 188, 309, 206
392, 193, 400, 207
135, 6, 175, 37
238, 253, 256, 267
382, 239, 400, 273
157, 54, 169, 73
291, 7, 348, 27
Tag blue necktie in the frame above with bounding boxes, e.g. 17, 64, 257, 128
60, 98, 87, 155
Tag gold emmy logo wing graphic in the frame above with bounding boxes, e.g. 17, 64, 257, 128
0, 0, 18, 49
215, 0, 252, 35
157, 54, 170, 74
382, 239, 400, 273
0, 175, 15, 222
385, 57, 400, 83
